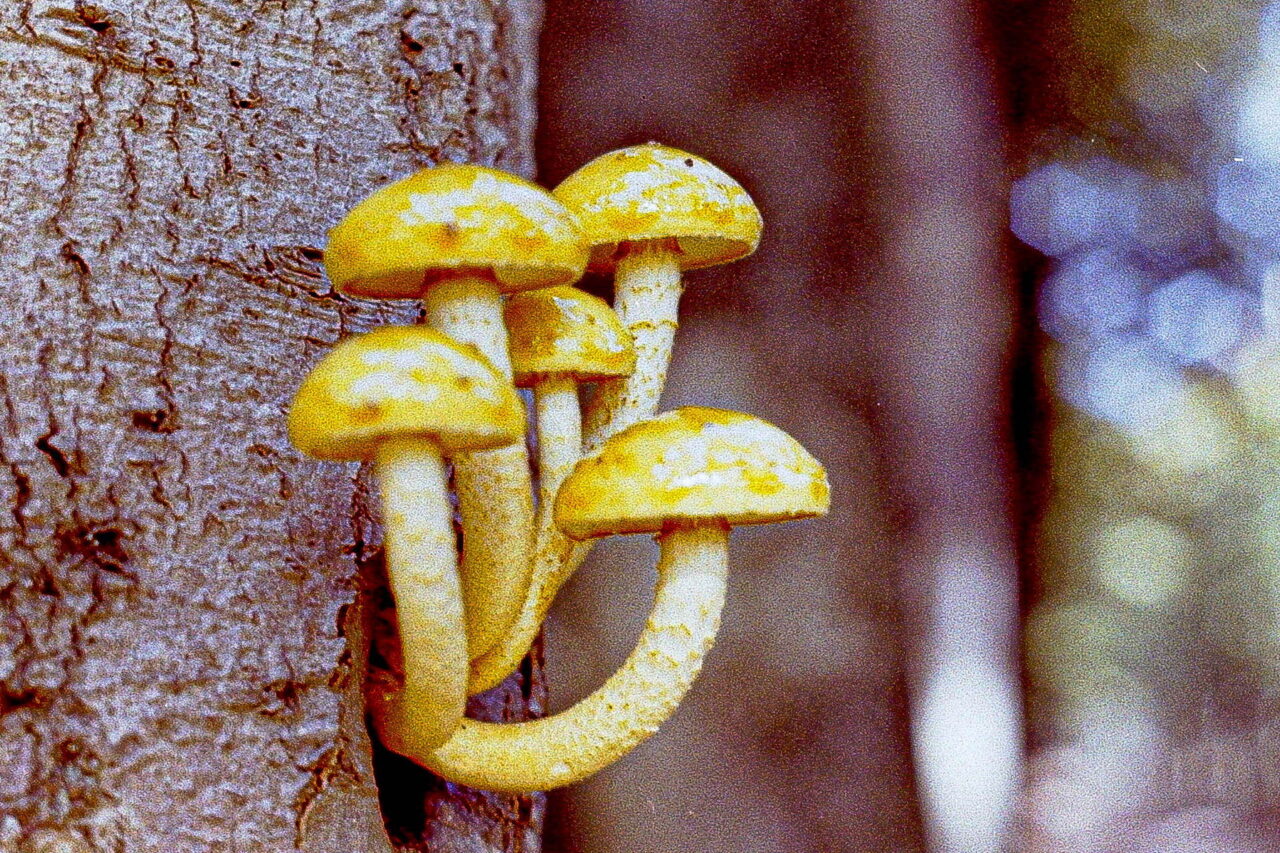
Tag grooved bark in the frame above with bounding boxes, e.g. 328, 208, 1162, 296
0, 1, 544, 850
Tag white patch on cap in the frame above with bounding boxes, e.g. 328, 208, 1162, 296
599, 323, 628, 353
348, 373, 443, 406
644, 416, 815, 494
547, 295, 591, 355
401, 188, 481, 226
581, 157, 738, 216
400, 172, 577, 242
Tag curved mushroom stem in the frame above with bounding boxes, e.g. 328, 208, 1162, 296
423, 274, 535, 659
468, 540, 573, 696
368, 437, 468, 753
527, 377, 586, 626
451, 444, 534, 658
468, 375, 581, 692
427, 522, 728, 792
469, 528, 576, 694
582, 241, 683, 452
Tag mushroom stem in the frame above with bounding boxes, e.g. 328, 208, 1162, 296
427, 523, 728, 792
534, 376, 583, 504
422, 274, 512, 375
451, 444, 534, 659
422, 274, 535, 660
468, 376, 582, 693
468, 530, 576, 694
368, 437, 468, 752
583, 242, 683, 451
490, 243, 680, 676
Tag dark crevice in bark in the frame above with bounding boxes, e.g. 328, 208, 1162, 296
365, 542, 548, 851
35, 424, 71, 480
54, 522, 132, 573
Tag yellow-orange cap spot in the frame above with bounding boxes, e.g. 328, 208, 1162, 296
505, 286, 637, 385
553, 143, 763, 273
288, 325, 525, 461
554, 407, 829, 539
325, 163, 589, 299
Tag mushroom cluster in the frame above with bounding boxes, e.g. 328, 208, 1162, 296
287, 145, 830, 793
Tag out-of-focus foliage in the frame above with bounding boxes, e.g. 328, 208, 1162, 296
1014, 1, 1280, 849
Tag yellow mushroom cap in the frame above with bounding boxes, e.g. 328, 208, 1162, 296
288, 325, 525, 461
504, 286, 637, 385
324, 163, 589, 299
554, 407, 829, 539
552, 143, 763, 273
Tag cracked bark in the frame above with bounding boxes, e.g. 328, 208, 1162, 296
0, 1, 545, 850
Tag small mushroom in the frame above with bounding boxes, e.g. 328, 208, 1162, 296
287, 325, 524, 751
416, 407, 829, 792
469, 285, 635, 692
552, 143, 762, 448
325, 163, 589, 659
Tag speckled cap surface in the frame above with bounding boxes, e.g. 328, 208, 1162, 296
552, 143, 763, 273
288, 325, 525, 461
505, 286, 636, 385
554, 407, 829, 538
324, 162, 588, 298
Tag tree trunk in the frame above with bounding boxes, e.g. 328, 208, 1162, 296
0, 1, 544, 850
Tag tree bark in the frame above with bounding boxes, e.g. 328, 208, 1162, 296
0, 1, 544, 850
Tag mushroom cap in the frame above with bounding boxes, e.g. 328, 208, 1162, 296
324, 163, 589, 299
552, 143, 763, 273
504, 286, 637, 385
288, 325, 525, 461
554, 407, 829, 539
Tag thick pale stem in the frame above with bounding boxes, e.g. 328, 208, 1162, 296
468, 532, 577, 694
468, 376, 582, 693
451, 444, 534, 659
422, 274, 534, 659
428, 524, 729, 793
368, 438, 466, 753
422, 274, 513, 377
534, 376, 583, 508
582, 243, 683, 451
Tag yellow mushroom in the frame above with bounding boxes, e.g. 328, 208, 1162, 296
325, 163, 589, 660
537, 145, 763, 649
287, 326, 524, 751
469, 286, 636, 692
552, 143, 762, 448
417, 407, 829, 792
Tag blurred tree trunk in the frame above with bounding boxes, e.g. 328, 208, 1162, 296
0, 1, 544, 851
853, 3, 1023, 852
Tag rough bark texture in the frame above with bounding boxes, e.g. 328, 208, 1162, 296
0, 0, 544, 850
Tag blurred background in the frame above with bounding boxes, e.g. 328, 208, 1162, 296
537, 1, 1009, 851
532, 1, 1280, 851
1009, 1, 1280, 850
